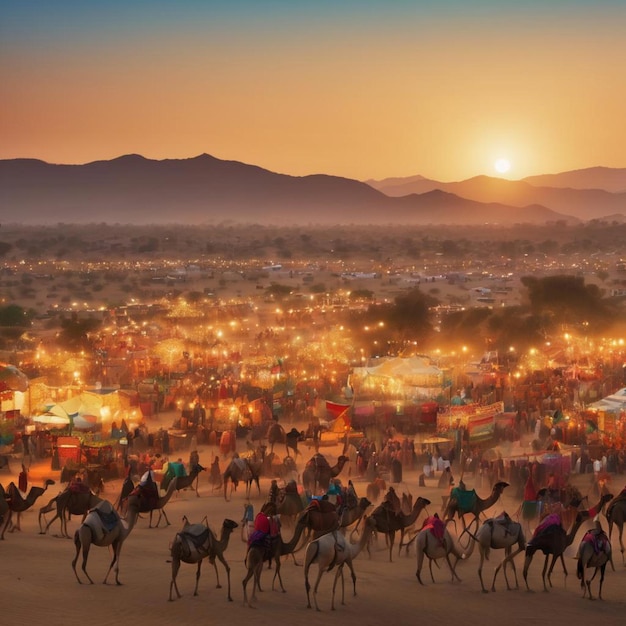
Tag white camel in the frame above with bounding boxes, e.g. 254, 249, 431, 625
71, 498, 140, 585
304, 515, 377, 611
475, 513, 526, 593
415, 515, 465, 585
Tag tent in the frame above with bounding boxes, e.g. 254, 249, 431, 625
350, 356, 444, 401
588, 388, 626, 413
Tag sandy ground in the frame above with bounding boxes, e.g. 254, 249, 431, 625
2, 416, 625, 626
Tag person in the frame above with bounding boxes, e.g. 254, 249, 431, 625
139, 462, 159, 499
18, 463, 28, 493
248, 502, 280, 558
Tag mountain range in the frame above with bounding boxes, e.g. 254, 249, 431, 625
1, 154, 624, 225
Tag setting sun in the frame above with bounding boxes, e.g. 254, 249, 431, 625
494, 158, 511, 174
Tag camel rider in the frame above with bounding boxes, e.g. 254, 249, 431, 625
248, 502, 280, 558
268, 479, 279, 505
139, 464, 159, 499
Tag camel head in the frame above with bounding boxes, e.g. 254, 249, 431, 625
493, 481, 509, 493
223, 518, 239, 531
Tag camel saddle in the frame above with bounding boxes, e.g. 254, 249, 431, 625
581, 529, 609, 555
306, 454, 330, 473
531, 513, 562, 541
178, 523, 211, 560
92, 500, 120, 531
450, 487, 477, 514
304, 499, 339, 532
422, 515, 446, 545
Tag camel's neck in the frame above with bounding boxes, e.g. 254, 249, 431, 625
331, 460, 345, 476
125, 504, 140, 536
218, 527, 234, 551
351, 525, 375, 558
159, 478, 178, 506
406, 500, 426, 525
282, 520, 307, 554
479, 490, 501, 509
566, 517, 585, 545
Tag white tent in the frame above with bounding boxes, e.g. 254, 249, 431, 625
588, 387, 626, 413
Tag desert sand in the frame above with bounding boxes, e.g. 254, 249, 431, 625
2, 414, 625, 626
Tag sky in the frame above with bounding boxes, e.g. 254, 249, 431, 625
2, 0, 626, 182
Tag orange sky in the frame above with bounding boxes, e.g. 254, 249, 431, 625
2, 2, 625, 181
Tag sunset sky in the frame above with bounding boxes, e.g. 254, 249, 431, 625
2, 1, 625, 182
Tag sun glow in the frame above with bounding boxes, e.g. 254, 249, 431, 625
494, 158, 511, 174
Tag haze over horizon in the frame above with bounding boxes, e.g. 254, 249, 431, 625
2, 1, 626, 183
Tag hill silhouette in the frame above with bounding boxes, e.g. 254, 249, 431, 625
0, 154, 571, 226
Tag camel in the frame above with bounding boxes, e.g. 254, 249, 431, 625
71, 498, 139, 585
606, 493, 626, 565
415, 515, 465, 585
170, 463, 206, 497
522, 492, 613, 592
370, 496, 431, 562
443, 481, 509, 556
169, 516, 239, 602
223, 455, 262, 501
366, 477, 386, 503
576, 523, 612, 600
302, 453, 349, 494
125, 475, 179, 528
1, 479, 55, 539
339, 497, 372, 530
39, 486, 103, 537
242, 511, 310, 607
474, 513, 526, 593
304, 515, 377, 611
276, 486, 305, 526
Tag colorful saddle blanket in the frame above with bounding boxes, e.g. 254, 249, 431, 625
450, 487, 476, 514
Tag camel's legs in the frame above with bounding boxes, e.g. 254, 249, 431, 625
445, 553, 461, 582
76, 537, 95, 584
415, 550, 425, 585
193, 560, 203, 596
103, 541, 121, 585
547, 554, 566, 588
312, 566, 325, 611
541, 554, 550, 591
522, 553, 533, 591
387, 531, 396, 562
169, 558, 182, 600
478, 551, 488, 593
271, 554, 286, 592
214, 552, 233, 601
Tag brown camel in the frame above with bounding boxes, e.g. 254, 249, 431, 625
171, 463, 206, 497
522, 492, 612, 591
304, 515, 378, 611
169, 516, 239, 602
370, 496, 431, 562
125, 475, 179, 528
443, 481, 509, 556
340, 497, 372, 530
606, 493, 626, 565
71, 498, 139, 585
1, 479, 55, 539
242, 512, 310, 607
223, 455, 262, 501
302, 453, 349, 494
39, 486, 103, 537
474, 513, 526, 593
366, 477, 386, 503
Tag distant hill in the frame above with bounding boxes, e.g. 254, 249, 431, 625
367, 168, 626, 221
0, 154, 573, 226
523, 167, 626, 193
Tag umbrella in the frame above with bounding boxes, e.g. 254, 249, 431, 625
0, 364, 29, 393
